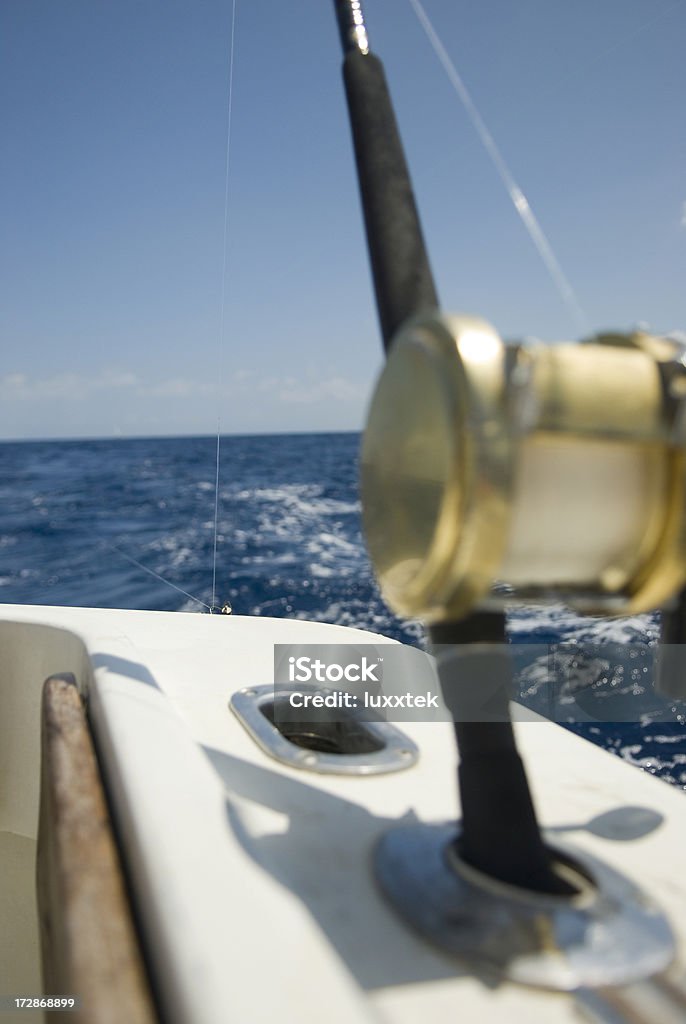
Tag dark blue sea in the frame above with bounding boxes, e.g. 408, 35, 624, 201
0, 432, 684, 791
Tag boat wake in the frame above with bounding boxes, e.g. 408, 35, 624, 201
0, 431, 683, 789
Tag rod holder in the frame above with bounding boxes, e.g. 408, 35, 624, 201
375, 821, 674, 990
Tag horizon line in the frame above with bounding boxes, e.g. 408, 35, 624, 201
0, 427, 363, 445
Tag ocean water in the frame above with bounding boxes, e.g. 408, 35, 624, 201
1, 431, 684, 791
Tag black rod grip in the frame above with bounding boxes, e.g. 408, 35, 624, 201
342, 49, 439, 350
430, 618, 568, 894
454, 729, 566, 891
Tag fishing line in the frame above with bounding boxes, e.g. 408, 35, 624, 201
407, 0, 589, 337
108, 3, 239, 616
212, 0, 238, 610
106, 543, 212, 611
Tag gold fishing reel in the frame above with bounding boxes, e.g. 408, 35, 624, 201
361, 313, 686, 622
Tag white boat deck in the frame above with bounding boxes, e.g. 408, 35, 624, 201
1, 604, 685, 1023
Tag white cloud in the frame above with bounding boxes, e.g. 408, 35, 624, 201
232, 369, 253, 385
0, 368, 139, 400
278, 376, 366, 404
3, 373, 28, 389
143, 378, 213, 398
0, 366, 368, 408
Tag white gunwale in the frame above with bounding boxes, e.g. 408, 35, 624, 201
1, 602, 685, 1024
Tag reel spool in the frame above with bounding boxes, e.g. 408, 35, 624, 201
361, 314, 686, 621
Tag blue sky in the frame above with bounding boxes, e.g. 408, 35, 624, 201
1, 0, 684, 439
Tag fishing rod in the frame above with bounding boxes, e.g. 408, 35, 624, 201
333, 0, 438, 349
333, 0, 559, 893
333, 0, 686, 900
